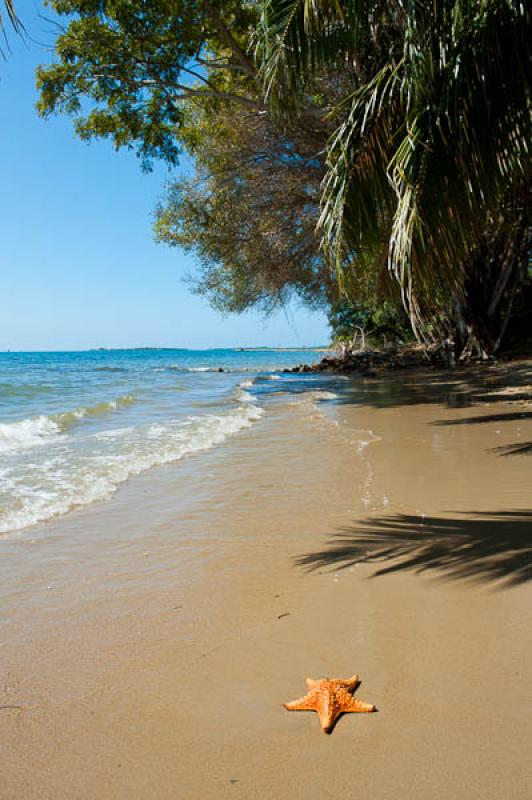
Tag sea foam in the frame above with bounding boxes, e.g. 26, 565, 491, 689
0, 395, 136, 455
0, 399, 264, 535
0, 416, 62, 454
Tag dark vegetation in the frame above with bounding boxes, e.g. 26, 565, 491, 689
34, 1, 531, 360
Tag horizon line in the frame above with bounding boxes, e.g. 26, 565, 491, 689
0, 345, 331, 354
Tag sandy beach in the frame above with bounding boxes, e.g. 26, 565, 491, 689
2, 364, 531, 799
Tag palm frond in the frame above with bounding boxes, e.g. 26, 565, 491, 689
257, 0, 531, 348
255, 0, 365, 112
1, 0, 23, 57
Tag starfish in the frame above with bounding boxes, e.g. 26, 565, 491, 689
284, 675, 376, 734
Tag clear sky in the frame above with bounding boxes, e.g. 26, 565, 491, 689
0, 2, 330, 351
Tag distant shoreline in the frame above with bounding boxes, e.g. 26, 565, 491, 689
1, 346, 331, 354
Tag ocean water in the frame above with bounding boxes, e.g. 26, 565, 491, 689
0, 349, 336, 536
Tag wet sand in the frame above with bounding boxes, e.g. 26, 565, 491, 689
2, 365, 532, 799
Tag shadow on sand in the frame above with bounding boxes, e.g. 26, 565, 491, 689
330, 362, 532, 410
296, 511, 532, 588
431, 411, 532, 456
272, 363, 532, 412
493, 441, 532, 456
433, 411, 532, 426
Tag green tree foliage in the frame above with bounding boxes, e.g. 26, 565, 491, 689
38, 0, 347, 315
328, 299, 412, 351
154, 79, 342, 313
37, 1, 531, 356
257, 0, 532, 355
37, 0, 258, 167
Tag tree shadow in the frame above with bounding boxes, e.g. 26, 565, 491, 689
329, 362, 532, 410
493, 441, 532, 456
296, 511, 532, 588
433, 411, 532, 426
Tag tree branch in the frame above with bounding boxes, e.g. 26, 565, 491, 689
202, 0, 256, 79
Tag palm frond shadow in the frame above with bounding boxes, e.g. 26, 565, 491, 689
296, 512, 532, 588
433, 411, 532, 426
493, 441, 532, 456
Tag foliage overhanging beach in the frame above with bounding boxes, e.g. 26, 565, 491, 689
35, 0, 532, 359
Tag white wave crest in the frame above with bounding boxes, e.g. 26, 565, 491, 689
0, 416, 62, 454
0, 401, 264, 536
0, 395, 136, 455
160, 366, 225, 373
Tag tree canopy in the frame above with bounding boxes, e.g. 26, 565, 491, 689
258, 0, 531, 354
37, 0, 532, 356
154, 98, 332, 313
37, 0, 258, 167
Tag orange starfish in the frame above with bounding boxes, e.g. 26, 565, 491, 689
284, 675, 376, 733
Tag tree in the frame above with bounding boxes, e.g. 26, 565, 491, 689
154, 78, 341, 313
1, 0, 22, 55
1, 0, 19, 32
37, 1, 531, 356
328, 298, 412, 353
37, 0, 259, 168
257, 0, 532, 356
38, 1, 349, 315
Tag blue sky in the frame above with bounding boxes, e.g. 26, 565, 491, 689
0, 2, 330, 351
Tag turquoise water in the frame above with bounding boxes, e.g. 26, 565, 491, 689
0, 349, 335, 535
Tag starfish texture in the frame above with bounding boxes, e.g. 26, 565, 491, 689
284, 675, 376, 733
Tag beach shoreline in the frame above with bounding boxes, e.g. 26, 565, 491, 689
2, 366, 531, 799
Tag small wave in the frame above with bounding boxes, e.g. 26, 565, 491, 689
93, 427, 134, 440
255, 373, 282, 383
0, 416, 62, 454
236, 389, 253, 403
0, 401, 264, 535
155, 365, 224, 374
52, 395, 135, 429
0, 395, 136, 455
0, 383, 54, 399
234, 378, 258, 405
94, 366, 128, 373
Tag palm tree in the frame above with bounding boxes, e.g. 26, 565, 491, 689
256, 1, 531, 356
1, 0, 22, 55
1, 0, 17, 27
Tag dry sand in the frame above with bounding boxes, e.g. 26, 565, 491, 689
1, 364, 531, 799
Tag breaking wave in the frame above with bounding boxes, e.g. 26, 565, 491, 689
0, 416, 61, 454
0, 395, 136, 455
0, 395, 264, 535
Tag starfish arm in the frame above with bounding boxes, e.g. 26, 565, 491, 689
345, 697, 376, 713
284, 692, 318, 711
344, 675, 360, 689
318, 703, 340, 733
